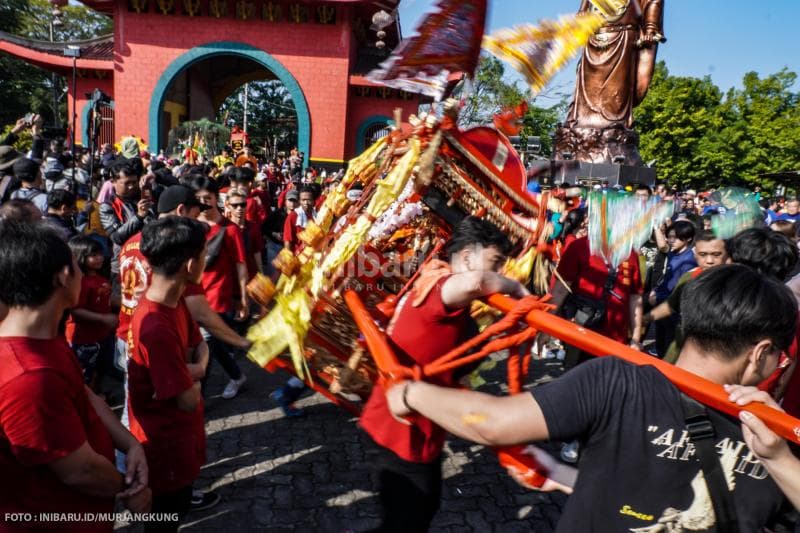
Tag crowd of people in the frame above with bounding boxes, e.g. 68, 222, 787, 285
2, 112, 800, 532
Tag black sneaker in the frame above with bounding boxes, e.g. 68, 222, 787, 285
190, 490, 221, 512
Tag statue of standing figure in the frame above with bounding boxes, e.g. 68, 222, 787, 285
555, 0, 665, 165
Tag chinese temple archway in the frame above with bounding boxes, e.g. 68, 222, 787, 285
0, 0, 422, 167
149, 41, 310, 158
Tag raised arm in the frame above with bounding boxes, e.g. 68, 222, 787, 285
440, 271, 529, 310
386, 381, 550, 447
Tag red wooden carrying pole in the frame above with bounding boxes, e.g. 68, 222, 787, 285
343, 290, 412, 382
487, 293, 800, 445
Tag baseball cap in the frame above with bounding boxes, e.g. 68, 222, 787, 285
157, 185, 210, 214
286, 189, 300, 201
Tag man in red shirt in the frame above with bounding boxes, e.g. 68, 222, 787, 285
552, 235, 644, 350
193, 177, 249, 399
230, 166, 269, 227
225, 188, 264, 279
550, 235, 644, 463
283, 185, 316, 252
359, 217, 529, 531
0, 222, 150, 531
128, 217, 208, 530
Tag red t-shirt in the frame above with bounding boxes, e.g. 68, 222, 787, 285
359, 278, 469, 463
282, 210, 299, 249
116, 234, 206, 338
563, 232, 577, 251
117, 233, 151, 340
201, 220, 247, 313
277, 184, 295, 209
241, 222, 265, 280
65, 274, 114, 345
0, 337, 115, 530
556, 236, 643, 343
127, 296, 205, 494
247, 189, 269, 225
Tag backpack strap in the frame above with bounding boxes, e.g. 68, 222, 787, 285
679, 393, 740, 533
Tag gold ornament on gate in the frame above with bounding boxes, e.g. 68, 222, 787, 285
316, 5, 335, 24
236, 0, 254, 20
263, 1, 280, 22
129, 0, 148, 13
289, 3, 307, 23
208, 0, 226, 18
182, 0, 199, 16
155, 0, 174, 15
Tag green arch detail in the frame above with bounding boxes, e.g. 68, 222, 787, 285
355, 115, 393, 154
147, 41, 310, 163
81, 99, 115, 147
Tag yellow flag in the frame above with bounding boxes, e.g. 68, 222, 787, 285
482, 12, 604, 94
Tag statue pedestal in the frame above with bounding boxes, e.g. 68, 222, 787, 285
548, 160, 656, 188
554, 125, 643, 167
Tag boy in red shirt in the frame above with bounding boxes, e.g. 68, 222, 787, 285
0, 222, 150, 531
359, 217, 529, 531
127, 216, 209, 530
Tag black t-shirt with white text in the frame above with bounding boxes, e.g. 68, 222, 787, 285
532, 357, 785, 532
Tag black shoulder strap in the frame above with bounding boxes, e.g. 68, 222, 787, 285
601, 265, 618, 301
679, 393, 740, 533
204, 223, 228, 270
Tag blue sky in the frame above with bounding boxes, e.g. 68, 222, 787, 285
397, 0, 800, 102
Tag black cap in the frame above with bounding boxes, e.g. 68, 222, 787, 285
157, 185, 210, 214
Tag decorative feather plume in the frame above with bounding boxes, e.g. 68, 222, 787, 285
587, 191, 674, 269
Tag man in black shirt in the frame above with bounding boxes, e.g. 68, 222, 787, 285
386, 265, 797, 531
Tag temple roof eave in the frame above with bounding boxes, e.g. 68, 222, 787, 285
0, 31, 113, 74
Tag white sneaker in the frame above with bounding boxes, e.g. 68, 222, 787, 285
222, 375, 247, 399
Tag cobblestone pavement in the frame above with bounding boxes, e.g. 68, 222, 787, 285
118, 354, 568, 532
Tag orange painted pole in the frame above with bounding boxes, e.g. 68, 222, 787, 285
343, 290, 412, 381
487, 293, 800, 445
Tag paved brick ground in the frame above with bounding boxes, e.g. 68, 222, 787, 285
117, 354, 568, 532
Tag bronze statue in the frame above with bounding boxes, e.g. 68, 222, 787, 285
555, 0, 665, 165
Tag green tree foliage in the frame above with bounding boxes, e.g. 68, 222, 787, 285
521, 98, 568, 158
458, 55, 527, 127
18, 0, 112, 41
456, 54, 569, 159
217, 80, 298, 159
0, 0, 111, 128
636, 62, 800, 189
166, 118, 230, 157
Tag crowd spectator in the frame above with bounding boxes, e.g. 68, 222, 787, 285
193, 177, 249, 400
127, 217, 208, 530
100, 158, 155, 301
65, 235, 117, 386
43, 188, 79, 240
0, 223, 150, 530
283, 185, 317, 252
9, 158, 48, 214
651, 220, 697, 357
